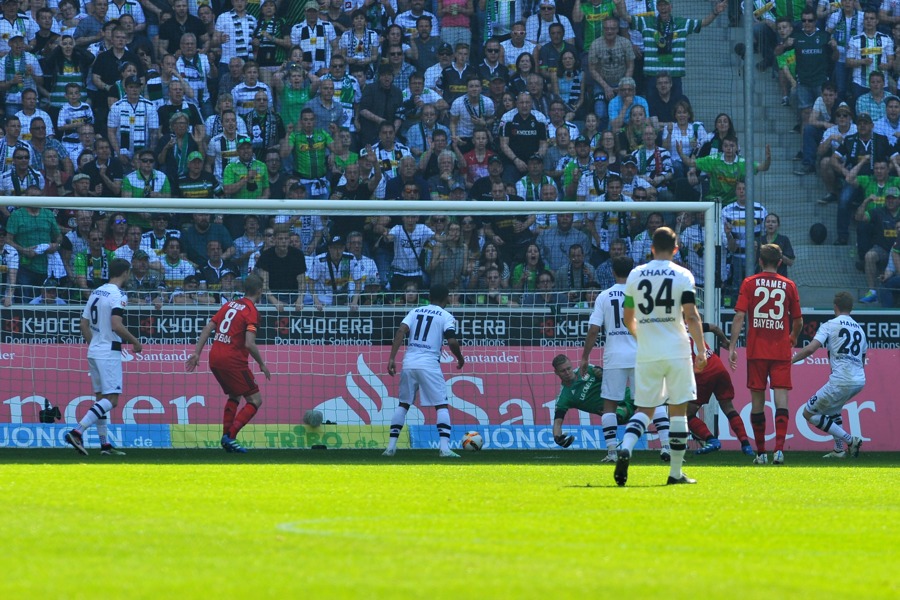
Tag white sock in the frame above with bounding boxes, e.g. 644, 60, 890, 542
810, 413, 852, 444
621, 412, 651, 454
96, 416, 108, 446
653, 405, 670, 450
436, 407, 451, 452
833, 415, 847, 450
601, 412, 618, 453
669, 415, 689, 479
76, 398, 113, 434
387, 404, 409, 451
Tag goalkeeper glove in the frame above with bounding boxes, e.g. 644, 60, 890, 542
554, 434, 574, 448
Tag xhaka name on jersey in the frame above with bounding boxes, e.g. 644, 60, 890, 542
642, 268, 676, 277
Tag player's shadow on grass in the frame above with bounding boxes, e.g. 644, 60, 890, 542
561, 482, 669, 489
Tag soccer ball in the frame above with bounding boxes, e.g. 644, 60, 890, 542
462, 431, 483, 451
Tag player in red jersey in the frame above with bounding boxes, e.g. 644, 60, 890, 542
186, 273, 271, 453
727, 244, 802, 465
688, 323, 753, 456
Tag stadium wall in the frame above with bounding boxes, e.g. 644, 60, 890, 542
1, 308, 897, 450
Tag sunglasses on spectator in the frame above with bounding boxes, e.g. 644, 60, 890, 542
801, 17, 815, 22
594, 155, 608, 162
140, 158, 154, 163
89, 236, 103, 241
486, 48, 500, 53
114, 218, 127, 224
389, 52, 402, 56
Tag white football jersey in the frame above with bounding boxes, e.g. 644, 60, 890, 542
82, 283, 128, 360
588, 283, 636, 369
813, 314, 868, 385
624, 259, 696, 363
400, 304, 458, 370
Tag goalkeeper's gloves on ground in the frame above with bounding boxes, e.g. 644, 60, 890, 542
554, 434, 574, 448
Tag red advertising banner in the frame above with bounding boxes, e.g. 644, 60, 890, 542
1, 345, 897, 450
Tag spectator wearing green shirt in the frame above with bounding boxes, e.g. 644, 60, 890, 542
677, 135, 771, 203
550, 354, 635, 449
280, 108, 334, 200
73, 230, 116, 300
121, 149, 173, 198
5, 205, 61, 299
223, 137, 270, 200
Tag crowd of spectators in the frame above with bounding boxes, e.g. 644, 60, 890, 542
0, 0, 896, 307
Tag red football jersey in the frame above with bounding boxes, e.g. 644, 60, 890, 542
209, 298, 259, 368
734, 273, 801, 361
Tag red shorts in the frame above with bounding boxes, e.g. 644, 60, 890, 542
211, 366, 259, 398
746, 358, 792, 391
693, 357, 735, 406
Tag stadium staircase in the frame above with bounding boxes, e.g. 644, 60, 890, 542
680, 2, 866, 307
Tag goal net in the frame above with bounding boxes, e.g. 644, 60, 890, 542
1, 198, 720, 451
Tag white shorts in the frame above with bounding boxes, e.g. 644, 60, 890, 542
804, 380, 865, 417
87, 357, 124, 396
601, 367, 634, 402
634, 357, 696, 408
398, 368, 448, 407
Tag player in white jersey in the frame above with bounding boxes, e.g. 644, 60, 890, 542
581, 255, 665, 463
617, 227, 707, 486
384, 284, 465, 458
791, 291, 866, 459
65, 258, 142, 457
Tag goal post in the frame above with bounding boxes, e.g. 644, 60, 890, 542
2, 198, 720, 451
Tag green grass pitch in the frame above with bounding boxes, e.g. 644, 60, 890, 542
3, 449, 898, 599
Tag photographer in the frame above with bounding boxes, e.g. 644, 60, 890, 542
222, 137, 269, 200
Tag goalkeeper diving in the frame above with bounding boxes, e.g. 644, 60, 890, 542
551, 354, 635, 449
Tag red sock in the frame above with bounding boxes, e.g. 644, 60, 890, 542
774, 408, 789, 452
725, 410, 750, 445
688, 416, 713, 441
750, 412, 767, 454
223, 399, 239, 436
229, 403, 259, 438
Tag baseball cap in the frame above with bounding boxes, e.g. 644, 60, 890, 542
438, 42, 453, 55
574, 135, 589, 145
857, 112, 874, 123
289, 181, 306, 192
219, 268, 238, 278
133, 250, 150, 261
124, 75, 142, 87
886, 186, 900, 197
43, 277, 60, 287
528, 153, 543, 162
8, 32, 24, 41
187, 151, 204, 162
183, 274, 200, 285
835, 102, 852, 116
539, 0, 556, 6
72, 173, 91, 183
450, 181, 467, 191
622, 157, 637, 166
237, 136, 252, 146
488, 155, 503, 165
328, 235, 345, 246
151, 213, 169, 221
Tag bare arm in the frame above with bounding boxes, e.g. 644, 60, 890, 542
728, 310, 746, 371
683, 302, 706, 372
80, 316, 92, 344
580, 323, 601, 375
446, 335, 465, 369
185, 318, 216, 371
387, 323, 410, 376
244, 329, 271, 379
791, 339, 822, 364
111, 314, 142, 352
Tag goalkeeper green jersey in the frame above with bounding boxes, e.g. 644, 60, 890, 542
555, 365, 605, 415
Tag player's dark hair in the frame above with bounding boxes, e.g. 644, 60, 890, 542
759, 243, 782, 267
551, 354, 569, 369
244, 273, 263, 296
652, 226, 677, 253
429, 283, 450, 303
612, 255, 634, 278
834, 291, 853, 312
109, 258, 131, 279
